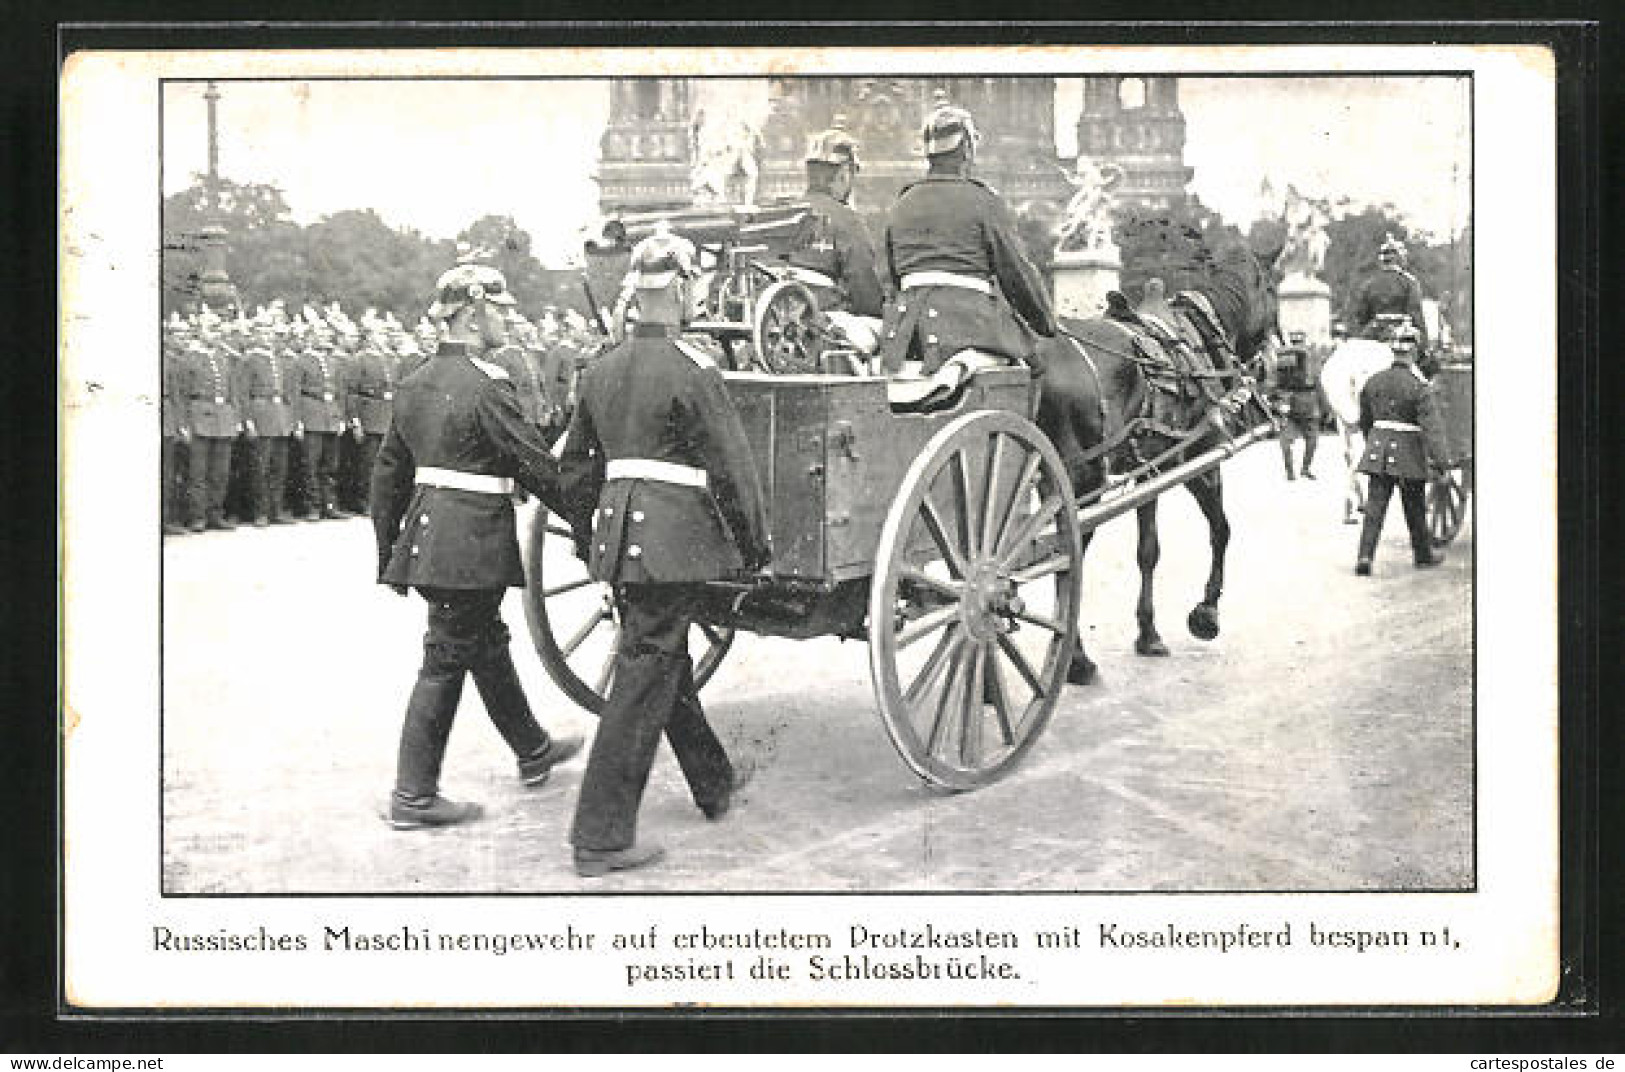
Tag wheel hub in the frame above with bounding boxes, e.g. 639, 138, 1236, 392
961, 559, 1020, 642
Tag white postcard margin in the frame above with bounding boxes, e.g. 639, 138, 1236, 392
60, 43, 1559, 1009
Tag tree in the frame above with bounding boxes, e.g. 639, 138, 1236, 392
163, 177, 303, 316
1113, 195, 1250, 301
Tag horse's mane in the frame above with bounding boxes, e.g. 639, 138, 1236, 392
1122, 219, 1271, 350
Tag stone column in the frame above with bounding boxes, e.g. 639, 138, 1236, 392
1052, 246, 1122, 319
1277, 270, 1333, 348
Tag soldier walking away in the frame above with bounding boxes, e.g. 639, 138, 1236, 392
1270, 331, 1323, 481
371, 263, 583, 830
558, 230, 770, 878
1354, 325, 1447, 575
178, 338, 246, 531
876, 99, 1057, 405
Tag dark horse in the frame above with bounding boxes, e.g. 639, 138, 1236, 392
1029, 236, 1283, 685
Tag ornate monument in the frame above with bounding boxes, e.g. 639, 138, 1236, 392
1275, 186, 1334, 345
1051, 156, 1125, 318
197, 81, 239, 313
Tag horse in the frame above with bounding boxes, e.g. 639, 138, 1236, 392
1029, 238, 1283, 685
1317, 337, 1394, 524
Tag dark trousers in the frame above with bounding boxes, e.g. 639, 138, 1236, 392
349, 432, 384, 513
1357, 473, 1430, 563
393, 587, 551, 802
247, 435, 291, 521
301, 431, 342, 516
162, 436, 187, 526
1278, 416, 1319, 476
570, 584, 733, 852
185, 435, 235, 526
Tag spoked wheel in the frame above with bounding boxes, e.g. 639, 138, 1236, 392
868, 411, 1083, 791
1426, 468, 1467, 547
521, 507, 735, 713
751, 280, 823, 373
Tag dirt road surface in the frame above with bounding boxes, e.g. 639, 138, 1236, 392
161, 440, 1473, 894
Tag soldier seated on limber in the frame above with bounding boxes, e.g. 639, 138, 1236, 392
784, 126, 886, 362
370, 262, 584, 830
874, 100, 1058, 409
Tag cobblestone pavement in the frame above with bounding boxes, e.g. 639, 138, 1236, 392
160, 439, 1473, 894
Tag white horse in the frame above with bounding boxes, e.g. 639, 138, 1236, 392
1317, 338, 1394, 524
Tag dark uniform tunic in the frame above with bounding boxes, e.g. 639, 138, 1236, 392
346, 343, 398, 512
369, 339, 570, 803
177, 342, 244, 528
1355, 359, 1446, 566
786, 189, 885, 318
1351, 265, 1428, 349
559, 322, 770, 852
161, 344, 189, 531
878, 171, 1057, 374
239, 344, 298, 523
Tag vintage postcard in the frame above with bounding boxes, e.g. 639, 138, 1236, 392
59, 39, 1559, 1010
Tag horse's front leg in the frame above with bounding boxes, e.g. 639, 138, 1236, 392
1134, 500, 1169, 656
1185, 472, 1229, 641
1338, 418, 1364, 524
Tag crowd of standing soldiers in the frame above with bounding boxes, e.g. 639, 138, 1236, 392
161, 301, 603, 534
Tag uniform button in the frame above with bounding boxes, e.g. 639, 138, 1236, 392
420, 515, 429, 524
411, 545, 420, 555
927, 309, 938, 318
926, 335, 938, 344
628, 545, 642, 558
897, 303, 907, 312
598, 543, 606, 552
632, 510, 645, 522
602, 507, 613, 516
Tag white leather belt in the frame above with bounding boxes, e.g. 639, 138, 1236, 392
901, 271, 992, 295
415, 467, 514, 494
606, 458, 708, 488
1373, 420, 1421, 432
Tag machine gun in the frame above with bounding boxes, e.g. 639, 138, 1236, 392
580, 201, 839, 372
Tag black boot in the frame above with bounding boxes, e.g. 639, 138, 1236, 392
393, 664, 465, 806
471, 645, 580, 784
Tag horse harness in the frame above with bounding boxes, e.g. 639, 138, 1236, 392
1061, 290, 1267, 484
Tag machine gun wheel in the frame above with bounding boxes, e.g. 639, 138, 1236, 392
751, 280, 823, 374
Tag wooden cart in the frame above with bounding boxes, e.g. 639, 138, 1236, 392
1426, 356, 1474, 547
522, 364, 1275, 790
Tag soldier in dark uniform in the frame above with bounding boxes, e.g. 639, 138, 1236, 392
294, 333, 356, 520
161, 327, 191, 535
1354, 325, 1447, 575
371, 263, 583, 830
1270, 330, 1323, 480
1350, 235, 1428, 350
178, 337, 246, 531
347, 333, 399, 514
559, 230, 770, 877
787, 127, 885, 319
877, 101, 1057, 377
239, 337, 298, 525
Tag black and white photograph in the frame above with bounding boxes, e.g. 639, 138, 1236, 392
59, 41, 1558, 1010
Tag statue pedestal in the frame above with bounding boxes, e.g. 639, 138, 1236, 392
1052, 247, 1122, 320
1278, 271, 1333, 347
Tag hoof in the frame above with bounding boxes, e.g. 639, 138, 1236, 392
1187, 604, 1220, 641
1134, 635, 1171, 657
1066, 652, 1099, 686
